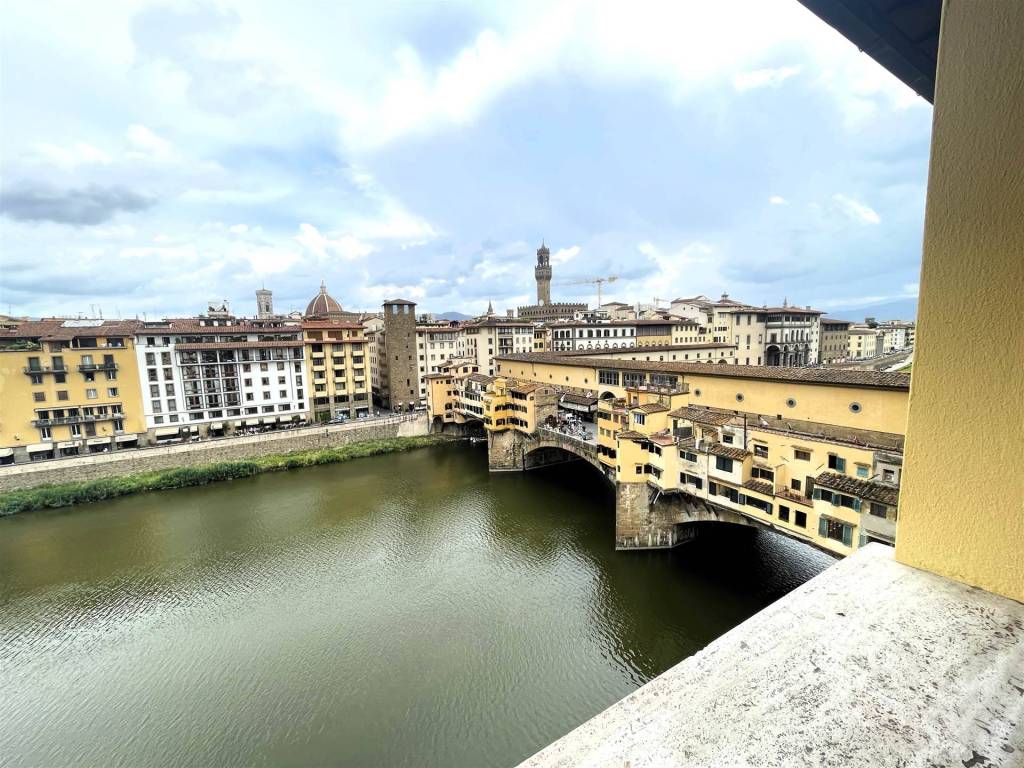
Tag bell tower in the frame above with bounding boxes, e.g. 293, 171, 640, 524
535, 241, 552, 305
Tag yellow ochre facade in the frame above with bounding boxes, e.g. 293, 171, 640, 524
0, 320, 147, 463
429, 350, 909, 557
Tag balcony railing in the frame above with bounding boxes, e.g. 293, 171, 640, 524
78, 362, 118, 372
23, 365, 68, 375
31, 413, 122, 427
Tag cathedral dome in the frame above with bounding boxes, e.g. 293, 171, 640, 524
305, 281, 342, 317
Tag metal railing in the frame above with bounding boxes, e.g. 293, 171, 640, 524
78, 362, 119, 371
31, 413, 122, 427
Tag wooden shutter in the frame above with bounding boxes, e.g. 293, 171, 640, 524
818, 517, 828, 537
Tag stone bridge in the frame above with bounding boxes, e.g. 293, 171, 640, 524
487, 427, 764, 551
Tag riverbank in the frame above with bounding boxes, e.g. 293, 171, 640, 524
0, 435, 454, 516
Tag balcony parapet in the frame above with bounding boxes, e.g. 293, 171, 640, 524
78, 363, 118, 371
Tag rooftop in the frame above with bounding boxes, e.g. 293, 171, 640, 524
518, 545, 1024, 767
0, 319, 143, 341
632, 402, 670, 414
815, 471, 900, 506
706, 442, 751, 460
495, 352, 911, 390
667, 405, 735, 426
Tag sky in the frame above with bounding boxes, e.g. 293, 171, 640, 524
0, 0, 932, 321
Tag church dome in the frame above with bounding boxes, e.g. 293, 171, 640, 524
305, 281, 342, 317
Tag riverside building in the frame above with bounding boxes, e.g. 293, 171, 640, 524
429, 349, 907, 555
0, 319, 147, 463
133, 316, 308, 441
302, 320, 370, 421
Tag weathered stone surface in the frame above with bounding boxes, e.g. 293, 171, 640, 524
519, 544, 1024, 768
0, 414, 428, 492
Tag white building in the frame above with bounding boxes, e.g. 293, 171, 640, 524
134, 317, 308, 440
549, 320, 638, 352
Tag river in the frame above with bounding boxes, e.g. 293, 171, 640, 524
0, 443, 834, 767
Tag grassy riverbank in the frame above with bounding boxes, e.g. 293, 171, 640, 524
0, 435, 454, 517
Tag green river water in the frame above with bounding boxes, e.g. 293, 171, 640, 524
0, 442, 834, 767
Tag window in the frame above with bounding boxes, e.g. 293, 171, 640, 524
33, 392, 45, 402
791, 478, 802, 492
722, 433, 734, 444
828, 454, 846, 472
680, 450, 698, 463
86, 388, 98, 399
57, 390, 69, 401
39, 426, 52, 439
794, 510, 807, 528
883, 469, 896, 482
108, 387, 118, 397
633, 412, 645, 425
715, 456, 733, 472
870, 503, 889, 519
635, 465, 643, 475
778, 505, 790, 523
754, 444, 768, 458
154, 415, 165, 424
794, 448, 811, 461
856, 465, 870, 478
820, 517, 853, 547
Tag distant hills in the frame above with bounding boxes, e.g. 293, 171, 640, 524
824, 297, 918, 323
435, 311, 473, 321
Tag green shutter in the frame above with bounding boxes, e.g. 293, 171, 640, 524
818, 517, 828, 537
853, 498, 862, 512
842, 524, 853, 547
813, 488, 821, 500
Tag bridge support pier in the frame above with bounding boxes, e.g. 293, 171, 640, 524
615, 482, 692, 550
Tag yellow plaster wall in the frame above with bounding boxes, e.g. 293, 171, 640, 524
894, 0, 1024, 601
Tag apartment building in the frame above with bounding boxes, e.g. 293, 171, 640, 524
0, 319, 147, 463
460, 316, 535, 376
878, 321, 916, 353
550, 320, 638, 351
848, 326, 882, 359
303, 321, 370, 421
470, 352, 908, 555
819, 318, 852, 363
134, 317, 308, 440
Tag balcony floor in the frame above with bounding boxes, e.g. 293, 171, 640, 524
519, 544, 1024, 767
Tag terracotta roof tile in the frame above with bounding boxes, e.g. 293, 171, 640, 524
668, 405, 735, 425
815, 471, 899, 506
634, 402, 670, 413
494, 352, 911, 389
742, 478, 774, 496
706, 442, 751, 460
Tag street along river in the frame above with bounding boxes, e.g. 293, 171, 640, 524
0, 442, 834, 767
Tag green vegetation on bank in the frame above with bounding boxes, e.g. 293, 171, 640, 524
0, 435, 454, 517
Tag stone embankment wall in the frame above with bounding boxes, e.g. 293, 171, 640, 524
0, 414, 429, 493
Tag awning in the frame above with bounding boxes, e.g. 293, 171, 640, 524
57, 440, 81, 449
187, 425, 199, 434
0, 448, 14, 458
115, 435, 138, 443
87, 437, 110, 446
208, 421, 225, 430
155, 427, 180, 438
26, 443, 53, 452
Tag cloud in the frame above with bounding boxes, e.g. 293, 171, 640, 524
0, 183, 155, 225
551, 245, 579, 265
769, 195, 788, 205
294, 223, 374, 260
125, 124, 178, 163
25, 141, 112, 171
832, 193, 881, 224
732, 66, 801, 92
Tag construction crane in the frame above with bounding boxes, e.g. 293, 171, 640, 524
555, 275, 619, 307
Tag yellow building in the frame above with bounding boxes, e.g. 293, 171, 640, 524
302, 321, 370, 420
483, 351, 909, 556
0, 319, 147, 463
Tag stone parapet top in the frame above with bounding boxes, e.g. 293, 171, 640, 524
519, 544, 1024, 767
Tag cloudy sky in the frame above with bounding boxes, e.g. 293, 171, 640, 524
0, 0, 932, 320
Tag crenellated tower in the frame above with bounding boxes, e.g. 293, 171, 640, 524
535, 241, 552, 305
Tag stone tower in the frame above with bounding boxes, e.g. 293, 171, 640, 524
255, 288, 274, 319
535, 241, 552, 305
382, 298, 419, 411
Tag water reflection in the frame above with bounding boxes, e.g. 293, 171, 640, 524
0, 443, 834, 767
